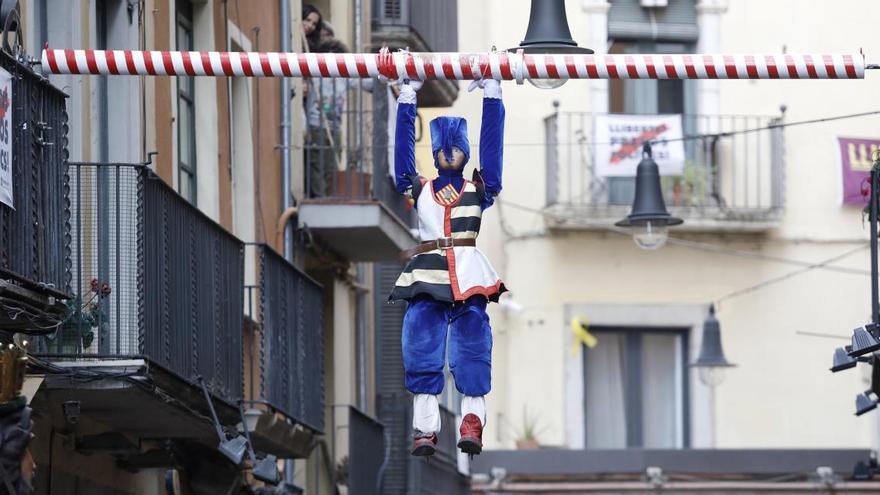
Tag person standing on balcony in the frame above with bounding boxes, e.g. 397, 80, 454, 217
304, 39, 374, 198
301, 4, 323, 52
379, 48, 506, 458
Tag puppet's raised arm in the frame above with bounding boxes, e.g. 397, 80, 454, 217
394, 84, 420, 196
377, 47, 424, 197
478, 80, 504, 209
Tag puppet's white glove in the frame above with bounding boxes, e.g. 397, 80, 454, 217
378, 46, 423, 104
468, 78, 502, 99
397, 80, 423, 104
482, 79, 502, 99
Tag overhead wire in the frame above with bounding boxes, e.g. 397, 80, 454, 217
413, 109, 880, 148
714, 244, 869, 305
487, 104, 880, 274
499, 199, 872, 276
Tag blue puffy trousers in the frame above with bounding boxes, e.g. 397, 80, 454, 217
402, 295, 492, 397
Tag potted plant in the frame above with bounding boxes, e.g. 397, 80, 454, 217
46, 279, 110, 354
514, 405, 544, 450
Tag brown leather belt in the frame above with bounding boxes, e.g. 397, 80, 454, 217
400, 237, 477, 260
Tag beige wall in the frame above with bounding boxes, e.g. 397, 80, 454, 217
436, 0, 880, 450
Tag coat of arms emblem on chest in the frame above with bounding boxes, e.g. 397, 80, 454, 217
435, 183, 460, 206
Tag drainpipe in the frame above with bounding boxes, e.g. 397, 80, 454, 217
281, 0, 293, 261
281, 1, 296, 486
355, 0, 364, 177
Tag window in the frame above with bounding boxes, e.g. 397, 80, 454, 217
606, 41, 696, 205
176, 1, 196, 204
583, 327, 690, 448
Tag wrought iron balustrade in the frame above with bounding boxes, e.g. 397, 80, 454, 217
545, 111, 786, 228
304, 83, 415, 228
372, 0, 459, 107
0, 51, 68, 294
246, 244, 324, 433
40, 163, 244, 404
348, 406, 385, 494
373, 0, 458, 54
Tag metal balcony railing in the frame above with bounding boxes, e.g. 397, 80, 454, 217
304, 82, 415, 227
372, 0, 459, 107
373, 0, 458, 54
38, 163, 244, 404
244, 244, 325, 433
0, 51, 69, 293
348, 406, 385, 494
545, 112, 786, 228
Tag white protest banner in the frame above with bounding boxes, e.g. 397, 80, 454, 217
0, 67, 11, 208
594, 114, 685, 177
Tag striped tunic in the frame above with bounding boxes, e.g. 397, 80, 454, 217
390, 179, 506, 303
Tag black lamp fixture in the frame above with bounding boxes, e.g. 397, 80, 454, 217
853, 357, 880, 416
849, 324, 880, 357
511, 0, 593, 89
830, 346, 858, 372
690, 304, 735, 386
615, 143, 683, 250
856, 391, 878, 416
198, 377, 248, 466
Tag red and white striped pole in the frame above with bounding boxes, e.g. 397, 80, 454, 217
41, 47, 868, 80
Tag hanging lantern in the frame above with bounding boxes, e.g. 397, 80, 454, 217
511, 0, 593, 89
615, 143, 683, 250
691, 304, 735, 386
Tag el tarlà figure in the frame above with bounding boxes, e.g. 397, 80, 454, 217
379, 48, 507, 457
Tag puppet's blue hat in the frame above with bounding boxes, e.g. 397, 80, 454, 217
430, 116, 470, 168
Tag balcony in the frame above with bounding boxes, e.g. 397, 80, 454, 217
544, 112, 786, 232
371, 0, 459, 107
376, 392, 470, 493
34, 163, 244, 444
0, 51, 69, 331
300, 85, 416, 261
242, 244, 324, 459
347, 406, 386, 493
471, 449, 879, 493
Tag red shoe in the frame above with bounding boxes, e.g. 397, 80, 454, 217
411, 432, 438, 457
457, 413, 483, 455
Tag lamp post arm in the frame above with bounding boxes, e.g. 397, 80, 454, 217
871, 155, 880, 325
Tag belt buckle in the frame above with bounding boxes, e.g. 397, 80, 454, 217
435, 238, 453, 250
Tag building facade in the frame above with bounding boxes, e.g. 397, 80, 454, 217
8, 0, 465, 493
417, 0, 880, 491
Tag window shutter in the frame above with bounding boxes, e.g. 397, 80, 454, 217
608, 0, 698, 42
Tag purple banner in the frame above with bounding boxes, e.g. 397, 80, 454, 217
839, 137, 879, 206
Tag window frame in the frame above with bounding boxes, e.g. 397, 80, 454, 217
581, 325, 691, 449
176, 1, 197, 204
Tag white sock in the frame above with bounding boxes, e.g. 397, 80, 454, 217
412, 394, 441, 433
461, 396, 486, 426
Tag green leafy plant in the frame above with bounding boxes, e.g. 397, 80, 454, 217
513, 405, 547, 449
47, 279, 111, 353
661, 159, 709, 208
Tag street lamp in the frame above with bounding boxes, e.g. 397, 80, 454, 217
690, 304, 736, 386
830, 346, 858, 372
849, 324, 880, 357
830, 152, 880, 416
855, 359, 880, 416
615, 143, 683, 250
510, 0, 593, 89
855, 391, 878, 416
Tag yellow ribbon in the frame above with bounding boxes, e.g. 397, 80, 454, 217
571, 316, 598, 353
